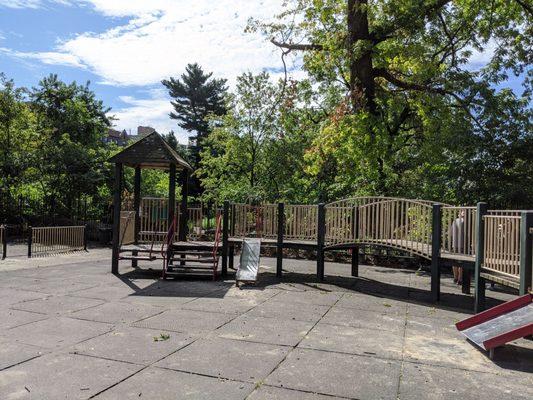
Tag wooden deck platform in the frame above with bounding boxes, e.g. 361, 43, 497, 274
121, 237, 475, 264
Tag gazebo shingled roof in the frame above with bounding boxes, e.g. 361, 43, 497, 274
109, 131, 192, 170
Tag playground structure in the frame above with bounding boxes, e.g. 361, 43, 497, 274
108, 132, 192, 272
222, 199, 532, 311
109, 133, 532, 311
109, 132, 226, 279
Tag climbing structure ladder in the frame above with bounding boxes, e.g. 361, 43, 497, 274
163, 213, 222, 280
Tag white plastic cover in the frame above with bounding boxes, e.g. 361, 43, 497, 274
236, 238, 261, 282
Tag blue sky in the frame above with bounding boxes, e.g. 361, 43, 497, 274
0, 0, 291, 142
0, 1, 526, 143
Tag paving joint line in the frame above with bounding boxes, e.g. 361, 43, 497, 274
86, 283, 285, 399
243, 290, 346, 399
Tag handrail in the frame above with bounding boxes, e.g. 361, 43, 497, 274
325, 196, 446, 208
161, 212, 178, 278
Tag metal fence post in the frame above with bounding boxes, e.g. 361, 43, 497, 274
276, 202, 285, 278
317, 203, 325, 281
431, 204, 442, 302
519, 212, 533, 295
1, 225, 6, 260
351, 205, 359, 277
474, 202, 488, 313
222, 200, 229, 277
83, 225, 88, 251
27, 227, 32, 258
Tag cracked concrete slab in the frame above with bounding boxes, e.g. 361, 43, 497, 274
321, 306, 406, 332
181, 296, 261, 315
70, 301, 164, 324
245, 299, 330, 322
299, 322, 404, 360
273, 290, 343, 306
0, 288, 47, 305
247, 385, 346, 400
155, 337, 290, 383
10, 279, 98, 295
72, 326, 195, 365
93, 367, 254, 399
0, 352, 141, 400
266, 348, 402, 399
399, 362, 533, 400
11, 294, 103, 315
71, 284, 137, 301
215, 314, 314, 346
0, 337, 47, 371
6, 316, 112, 349
0, 308, 47, 330
132, 308, 234, 334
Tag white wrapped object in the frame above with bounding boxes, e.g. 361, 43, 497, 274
236, 238, 261, 283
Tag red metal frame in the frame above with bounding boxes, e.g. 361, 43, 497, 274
456, 293, 532, 331
161, 213, 178, 279
456, 293, 533, 350
483, 324, 533, 350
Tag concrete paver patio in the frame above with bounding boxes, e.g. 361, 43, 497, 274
0, 249, 532, 399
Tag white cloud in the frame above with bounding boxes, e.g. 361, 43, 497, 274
110, 89, 189, 143
7, 0, 289, 87
0, 0, 71, 9
0, 47, 85, 68
0, 0, 42, 8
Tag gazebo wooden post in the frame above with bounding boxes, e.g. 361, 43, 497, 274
111, 162, 123, 274
179, 169, 189, 242
132, 166, 141, 268
168, 164, 177, 231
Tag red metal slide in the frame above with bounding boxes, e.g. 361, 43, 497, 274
456, 293, 533, 358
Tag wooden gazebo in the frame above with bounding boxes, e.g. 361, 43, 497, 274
108, 132, 192, 274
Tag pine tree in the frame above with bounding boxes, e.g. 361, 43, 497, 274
162, 63, 227, 169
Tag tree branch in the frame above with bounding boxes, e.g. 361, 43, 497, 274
374, 68, 485, 130
375, 68, 449, 96
270, 38, 323, 51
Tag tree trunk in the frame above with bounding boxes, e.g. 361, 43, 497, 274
347, 0, 376, 114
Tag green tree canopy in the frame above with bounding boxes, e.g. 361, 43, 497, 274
247, 0, 532, 206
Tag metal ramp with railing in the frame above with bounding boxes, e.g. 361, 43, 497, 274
224, 197, 533, 311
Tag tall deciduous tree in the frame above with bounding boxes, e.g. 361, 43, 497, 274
251, 0, 532, 202
198, 73, 320, 203
30, 74, 111, 219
